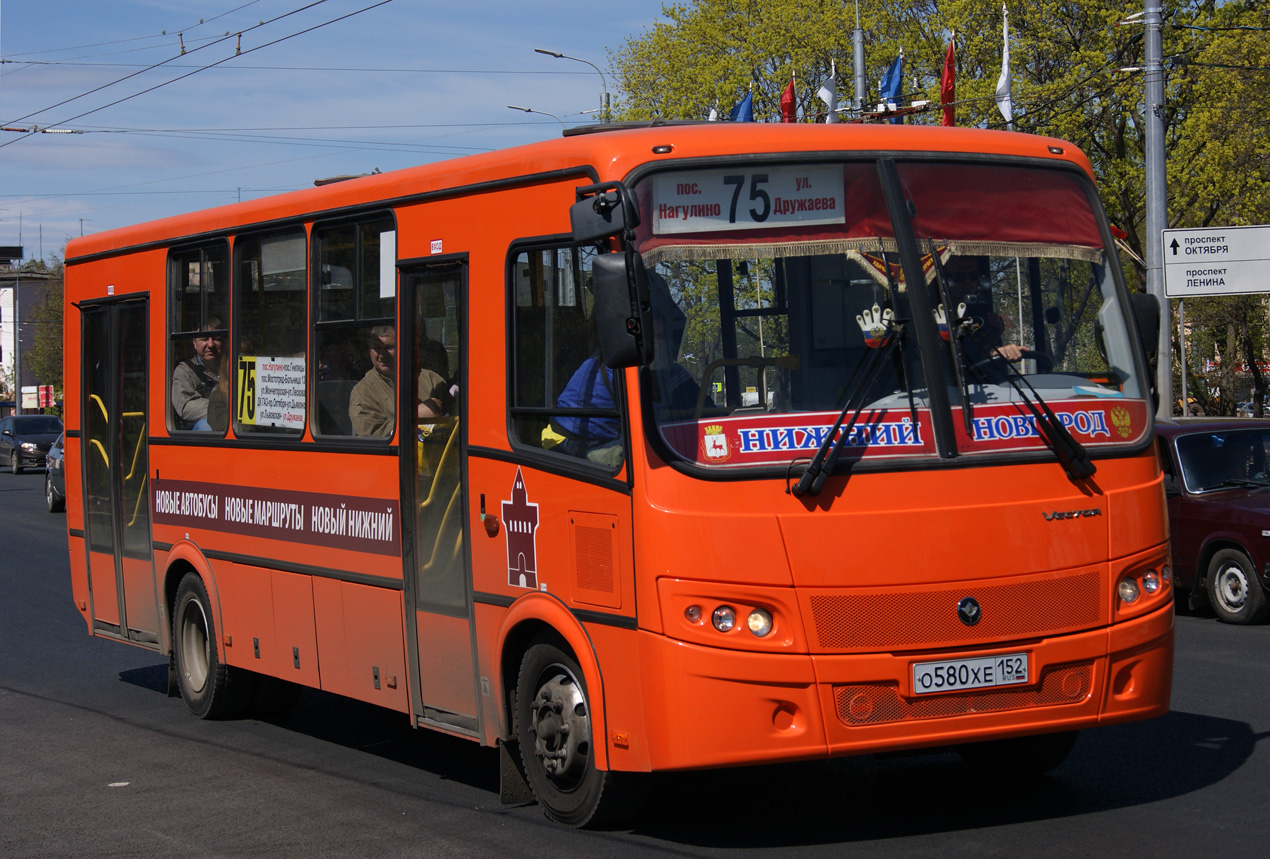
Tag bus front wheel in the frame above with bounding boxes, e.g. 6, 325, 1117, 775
515, 638, 647, 827
173, 573, 252, 719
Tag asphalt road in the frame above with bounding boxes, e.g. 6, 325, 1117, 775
3, 468, 1269, 858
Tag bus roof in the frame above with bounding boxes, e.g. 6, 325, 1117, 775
65, 123, 1093, 263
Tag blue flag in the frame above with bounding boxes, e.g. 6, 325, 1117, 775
729, 91, 753, 122
879, 52, 904, 123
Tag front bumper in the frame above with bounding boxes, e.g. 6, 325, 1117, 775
634, 600, 1173, 771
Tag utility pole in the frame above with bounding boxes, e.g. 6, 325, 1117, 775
1143, 3, 1170, 417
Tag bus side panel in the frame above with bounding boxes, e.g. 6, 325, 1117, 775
313, 576, 352, 697
335, 582, 409, 712
583, 623, 652, 772
1106, 457, 1169, 561
68, 534, 92, 633
217, 562, 279, 675
272, 570, 321, 688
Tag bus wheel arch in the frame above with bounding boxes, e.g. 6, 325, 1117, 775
496, 596, 647, 826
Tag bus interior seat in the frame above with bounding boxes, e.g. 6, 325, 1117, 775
317, 380, 357, 436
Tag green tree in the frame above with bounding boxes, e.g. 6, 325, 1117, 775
25, 256, 64, 399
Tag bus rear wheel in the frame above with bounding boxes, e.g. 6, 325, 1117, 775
515, 639, 646, 827
958, 730, 1078, 778
173, 573, 253, 719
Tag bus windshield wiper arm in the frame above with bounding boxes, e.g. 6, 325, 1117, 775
963, 330, 1096, 480
792, 324, 903, 497
929, 245, 976, 435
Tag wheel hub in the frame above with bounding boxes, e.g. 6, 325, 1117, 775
530, 670, 590, 786
1216, 564, 1249, 609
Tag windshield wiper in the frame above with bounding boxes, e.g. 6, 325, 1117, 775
928, 246, 976, 436
1222, 477, 1270, 492
963, 328, 1096, 481
792, 322, 903, 497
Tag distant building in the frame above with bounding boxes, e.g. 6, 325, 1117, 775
0, 248, 54, 412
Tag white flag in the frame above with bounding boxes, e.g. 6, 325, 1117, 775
995, 4, 1013, 123
818, 60, 838, 123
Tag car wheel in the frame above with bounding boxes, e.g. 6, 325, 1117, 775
173, 573, 255, 718
958, 730, 1079, 778
46, 471, 64, 512
10, 451, 21, 474
1206, 548, 1268, 624
515, 637, 648, 827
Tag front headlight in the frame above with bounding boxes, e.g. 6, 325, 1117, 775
20, 442, 38, 452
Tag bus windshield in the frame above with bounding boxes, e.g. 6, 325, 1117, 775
632, 158, 1151, 471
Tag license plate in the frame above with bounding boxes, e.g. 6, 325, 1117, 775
911, 652, 1029, 695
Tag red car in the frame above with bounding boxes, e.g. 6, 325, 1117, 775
1157, 417, 1270, 624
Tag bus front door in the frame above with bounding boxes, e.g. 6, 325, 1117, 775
81, 299, 159, 644
402, 261, 479, 736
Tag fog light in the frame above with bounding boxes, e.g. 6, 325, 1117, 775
747, 608, 773, 637
1118, 578, 1140, 603
684, 605, 702, 623
712, 605, 737, 632
1142, 570, 1161, 594
1161, 564, 1173, 585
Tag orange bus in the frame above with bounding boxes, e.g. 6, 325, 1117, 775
63, 122, 1173, 826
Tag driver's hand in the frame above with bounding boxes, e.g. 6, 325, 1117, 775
993, 344, 1024, 361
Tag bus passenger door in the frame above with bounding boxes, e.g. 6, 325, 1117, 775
81, 299, 159, 644
401, 261, 478, 735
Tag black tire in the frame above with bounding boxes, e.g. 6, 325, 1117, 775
173, 572, 254, 719
515, 638, 648, 827
1206, 548, 1268, 625
45, 471, 64, 512
10, 451, 21, 474
958, 730, 1078, 778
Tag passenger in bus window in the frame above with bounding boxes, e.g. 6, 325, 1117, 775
417, 338, 456, 419
172, 316, 224, 431
552, 351, 621, 462
349, 325, 398, 437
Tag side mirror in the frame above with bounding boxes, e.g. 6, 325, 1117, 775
1130, 292, 1161, 403
1130, 292, 1160, 364
570, 181, 640, 244
593, 252, 653, 368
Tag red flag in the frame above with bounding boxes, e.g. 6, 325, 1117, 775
940, 40, 956, 126
780, 77, 796, 123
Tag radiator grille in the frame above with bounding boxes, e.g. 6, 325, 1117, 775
834, 663, 1094, 726
808, 571, 1103, 651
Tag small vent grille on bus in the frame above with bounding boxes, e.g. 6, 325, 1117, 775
808, 571, 1102, 651
574, 525, 615, 594
833, 663, 1094, 726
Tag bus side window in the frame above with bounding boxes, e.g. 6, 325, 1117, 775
168, 243, 229, 433
312, 216, 397, 439
233, 229, 307, 436
509, 243, 623, 468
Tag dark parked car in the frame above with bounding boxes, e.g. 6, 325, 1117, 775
46, 432, 65, 512
0, 414, 64, 474
1157, 417, 1270, 624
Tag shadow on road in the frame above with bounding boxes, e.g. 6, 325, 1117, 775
121, 662, 1260, 843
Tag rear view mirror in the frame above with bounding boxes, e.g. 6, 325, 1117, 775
1130, 292, 1160, 364
593, 252, 653, 368
1130, 292, 1161, 407
570, 181, 640, 244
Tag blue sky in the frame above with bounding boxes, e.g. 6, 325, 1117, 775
0, 0, 669, 260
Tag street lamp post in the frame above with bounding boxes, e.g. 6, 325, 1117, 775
507, 105, 566, 129
535, 48, 610, 123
